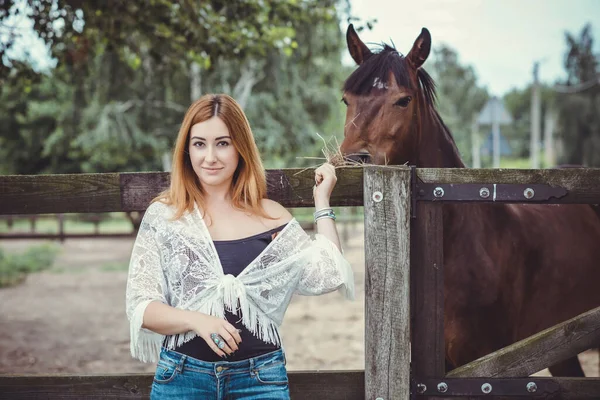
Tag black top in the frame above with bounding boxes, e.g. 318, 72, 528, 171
170, 222, 288, 361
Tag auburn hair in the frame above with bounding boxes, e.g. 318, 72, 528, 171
153, 94, 272, 221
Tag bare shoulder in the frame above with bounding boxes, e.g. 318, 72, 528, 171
261, 198, 293, 227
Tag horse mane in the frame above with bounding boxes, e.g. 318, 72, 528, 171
343, 43, 436, 106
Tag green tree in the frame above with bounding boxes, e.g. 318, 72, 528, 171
555, 24, 600, 166
0, 61, 70, 174
1, 1, 339, 78
1, 0, 355, 173
428, 45, 489, 166
242, 18, 351, 168
503, 84, 555, 160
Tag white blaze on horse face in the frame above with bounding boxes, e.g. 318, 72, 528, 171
373, 77, 389, 90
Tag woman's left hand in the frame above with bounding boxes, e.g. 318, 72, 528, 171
313, 163, 337, 207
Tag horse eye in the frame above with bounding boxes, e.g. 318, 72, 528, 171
341, 97, 349, 106
394, 96, 412, 108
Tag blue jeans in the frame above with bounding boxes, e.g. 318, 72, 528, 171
150, 347, 290, 400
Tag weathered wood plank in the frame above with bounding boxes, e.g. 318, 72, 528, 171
448, 305, 600, 378
416, 377, 600, 399
557, 377, 600, 399
364, 166, 411, 399
0, 173, 121, 214
0, 374, 149, 399
0, 168, 364, 215
120, 172, 170, 212
6, 374, 598, 399
266, 167, 363, 208
417, 168, 600, 204
289, 370, 364, 399
0, 371, 365, 399
3, 167, 600, 214
411, 202, 445, 378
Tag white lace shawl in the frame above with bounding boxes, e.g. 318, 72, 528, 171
126, 201, 355, 363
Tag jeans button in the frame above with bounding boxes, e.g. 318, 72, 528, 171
216, 366, 223, 372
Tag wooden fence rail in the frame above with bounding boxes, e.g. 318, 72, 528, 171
0, 169, 364, 214
0, 371, 365, 400
417, 168, 600, 204
3, 168, 600, 215
0, 213, 137, 240
417, 377, 600, 398
448, 305, 600, 378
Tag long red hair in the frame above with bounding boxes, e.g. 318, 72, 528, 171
154, 94, 271, 220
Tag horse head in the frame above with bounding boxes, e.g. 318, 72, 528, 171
340, 25, 463, 168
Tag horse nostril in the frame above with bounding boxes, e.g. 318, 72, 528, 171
345, 152, 371, 164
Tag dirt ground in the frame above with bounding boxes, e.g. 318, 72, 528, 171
0, 225, 597, 376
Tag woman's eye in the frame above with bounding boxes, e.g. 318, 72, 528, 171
341, 97, 349, 106
192, 141, 229, 147
394, 96, 412, 108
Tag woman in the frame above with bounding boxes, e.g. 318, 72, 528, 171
126, 94, 354, 399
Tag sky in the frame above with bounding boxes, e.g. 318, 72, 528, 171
2, 0, 599, 97
0, 1, 58, 72
347, 0, 600, 96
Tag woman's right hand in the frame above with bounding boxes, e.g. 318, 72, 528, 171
313, 162, 337, 208
188, 312, 242, 358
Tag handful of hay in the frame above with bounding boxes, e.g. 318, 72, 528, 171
295, 133, 376, 174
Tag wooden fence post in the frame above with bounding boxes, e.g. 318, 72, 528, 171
411, 202, 445, 377
411, 201, 445, 399
364, 166, 411, 399
58, 214, 65, 242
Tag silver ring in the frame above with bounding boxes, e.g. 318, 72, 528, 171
210, 333, 225, 349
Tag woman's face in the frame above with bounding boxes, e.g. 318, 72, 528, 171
188, 116, 240, 190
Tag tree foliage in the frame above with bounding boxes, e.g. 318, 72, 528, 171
502, 84, 555, 160
428, 45, 489, 166
555, 23, 600, 166
499, 24, 599, 167
0, 0, 356, 174
2, 1, 339, 75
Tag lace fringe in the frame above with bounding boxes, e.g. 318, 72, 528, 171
129, 300, 163, 363
131, 297, 283, 363
161, 295, 282, 354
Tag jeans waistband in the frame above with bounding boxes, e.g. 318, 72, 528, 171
159, 347, 286, 373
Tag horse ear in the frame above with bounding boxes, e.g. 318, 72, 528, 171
346, 24, 373, 65
407, 28, 431, 69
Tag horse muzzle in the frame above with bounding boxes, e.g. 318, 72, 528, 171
344, 152, 372, 164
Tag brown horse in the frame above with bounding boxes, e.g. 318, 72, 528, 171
340, 24, 600, 376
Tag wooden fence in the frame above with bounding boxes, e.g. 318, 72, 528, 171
0, 213, 137, 240
410, 167, 600, 399
1, 166, 599, 399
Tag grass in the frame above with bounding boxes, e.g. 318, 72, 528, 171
50, 266, 87, 274
499, 157, 534, 169
0, 244, 61, 287
482, 155, 554, 169
100, 262, 129, 272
